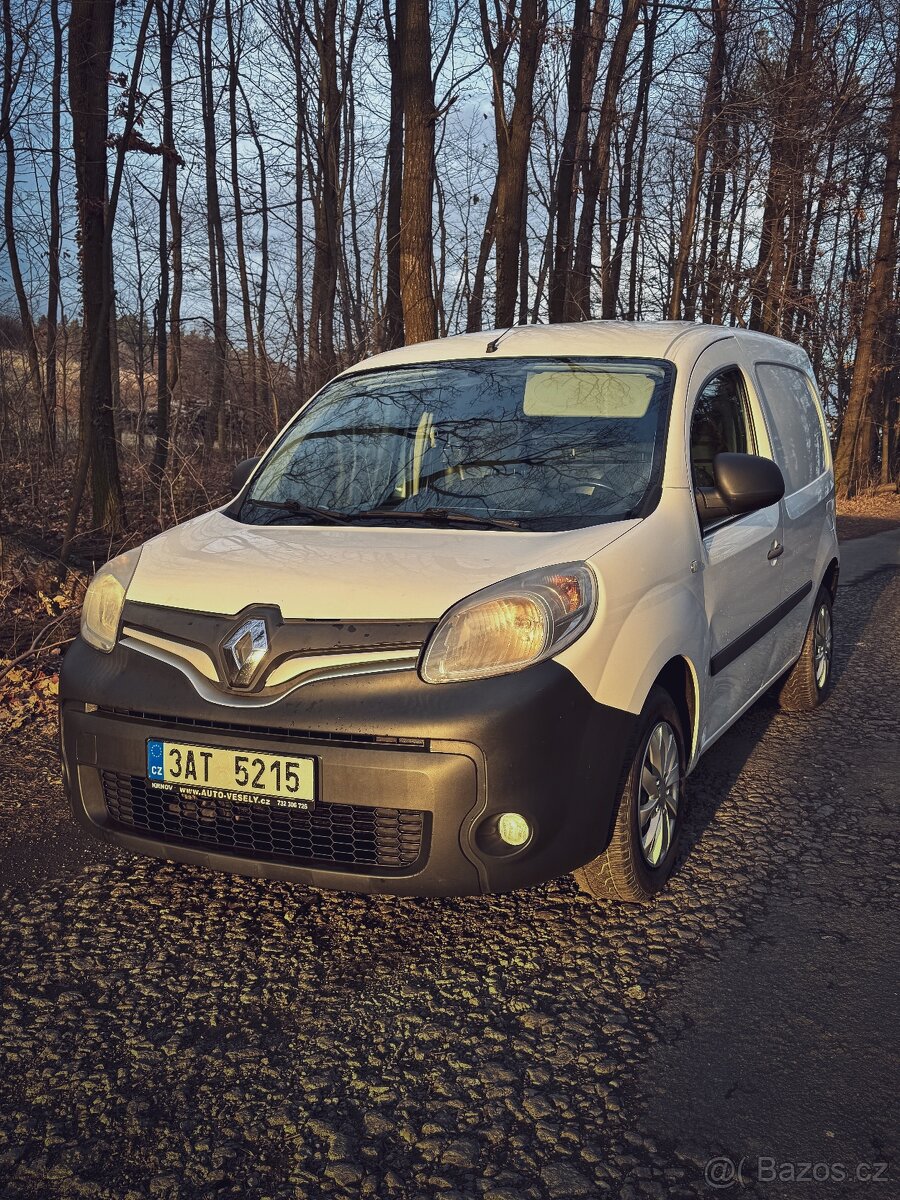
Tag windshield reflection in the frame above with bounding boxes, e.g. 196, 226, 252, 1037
239, 357, 673, 531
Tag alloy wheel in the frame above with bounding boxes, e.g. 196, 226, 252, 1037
638, 721, 680, 867
814, 602, 832, 690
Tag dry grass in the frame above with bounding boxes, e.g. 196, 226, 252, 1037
836, 486, 900, 521
836, 486, 900, 541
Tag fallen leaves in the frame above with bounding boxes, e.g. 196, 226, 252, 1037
1, 535, 84, 737
0, 659, 61, 734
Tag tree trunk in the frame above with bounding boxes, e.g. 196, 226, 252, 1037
338, 65, 363, 350
225, 0, 258, 449
152, 0, 184, 481
569, 0, 640, 320
626, 4, 655, 320
199, 0, 228, 455
126, 178, 147, 451
607, 0, 657, 312
67, 0, 127, 540
668, 0, 728, 320
382, 0, 404, 348
518, 182, 530, 324
44, 0, 63, 458
167, 115, 184, 453
700, 102, 729, 324
292, 9, 306, 404
483, 0, 546, 328
397, 0, 437, 344
548, 0, 590, 324
548, 0, 608, 323
749, 0, 820, 335
466, 184, 497, 333
1, 0, 50, 451
250, 104, 272, 436
307, 0, 341, 371
834, 23, 900, 498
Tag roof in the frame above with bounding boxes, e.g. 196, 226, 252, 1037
337, 320, 814, 388
340, 321, 744, 377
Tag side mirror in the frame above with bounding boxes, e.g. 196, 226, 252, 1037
230, 456, 261, 496
713, 452, 785, 516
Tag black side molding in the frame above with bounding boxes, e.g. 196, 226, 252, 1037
710, 581, 813, 677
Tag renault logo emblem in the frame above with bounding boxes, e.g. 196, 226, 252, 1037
222, 618, 269, 687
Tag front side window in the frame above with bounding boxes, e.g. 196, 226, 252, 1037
690, 369, 754, 489
238, 358, 674, 531
755, 363, 827, 493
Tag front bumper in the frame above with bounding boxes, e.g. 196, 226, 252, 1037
59, 638, 636, 895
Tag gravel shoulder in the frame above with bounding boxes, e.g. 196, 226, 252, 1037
0, 566, 897, 1200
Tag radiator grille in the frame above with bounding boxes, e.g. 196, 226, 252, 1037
97, 708, 427, 749
101, 772, 426, 871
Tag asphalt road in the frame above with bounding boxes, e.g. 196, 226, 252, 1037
0, 560, 897, 1199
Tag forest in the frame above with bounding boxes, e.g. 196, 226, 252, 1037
1, 0, 899, 559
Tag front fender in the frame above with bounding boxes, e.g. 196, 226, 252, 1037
554, 496, 707, 755
596, 581, 705, 731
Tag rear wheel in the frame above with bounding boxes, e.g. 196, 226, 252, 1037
777, 586, 834, 712
573, 686, 685, 903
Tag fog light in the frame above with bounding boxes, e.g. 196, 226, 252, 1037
497, 812, 530, 847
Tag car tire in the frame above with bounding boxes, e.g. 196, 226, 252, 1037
776, 586, 834, 712
573, 685, 685, 903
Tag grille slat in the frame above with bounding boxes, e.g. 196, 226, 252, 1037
101, 772, 425, 871
97, 708, 427, 750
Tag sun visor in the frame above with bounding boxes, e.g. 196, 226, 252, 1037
523, 369, 656, 418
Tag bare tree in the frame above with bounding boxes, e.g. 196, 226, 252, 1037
568, 0, 640, 319
241, 78, 272, 433
1, 0, 50, 451
153, 0, 186, 481
548, 0, 607, 324
668, 0, 729, 320
306, 0, 341, 371
45, 0, 63, 458
199, 0, 229, 453
67, 0, 125, 539
398, 0, 438, 344
225, 0, 259, 444
480, 0, 548, 328
382, 0, 404, 348
1, 0, 895, 529
749, 0, 823, 335
834, 14, 900, 497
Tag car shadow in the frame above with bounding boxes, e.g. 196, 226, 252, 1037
673, 567, 895, 875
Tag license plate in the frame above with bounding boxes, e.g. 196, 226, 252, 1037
146, 739, 316, 808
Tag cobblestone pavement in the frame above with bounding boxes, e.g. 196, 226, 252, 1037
0, 569, 897, 1200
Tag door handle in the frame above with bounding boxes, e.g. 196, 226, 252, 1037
767, 541, 784, 561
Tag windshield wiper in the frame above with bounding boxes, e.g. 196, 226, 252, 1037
243, 497, 349, 525
243, 497, 520, 530
348, 506, 520, 530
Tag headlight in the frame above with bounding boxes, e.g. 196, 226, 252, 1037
420, 561, 596, 684
80, 547, 142, 652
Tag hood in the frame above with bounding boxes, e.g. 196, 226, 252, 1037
126, 509, 638, 620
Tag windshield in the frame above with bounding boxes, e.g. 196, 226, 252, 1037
238, 357, 674, 531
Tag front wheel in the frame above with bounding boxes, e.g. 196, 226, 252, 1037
573, 686, 685, 903
776, 586, 834, 712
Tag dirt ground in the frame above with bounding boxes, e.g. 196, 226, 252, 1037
836, 488, 900, 540
0, 513, 898, 1198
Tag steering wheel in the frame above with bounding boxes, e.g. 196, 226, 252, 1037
563, 475, 620, 499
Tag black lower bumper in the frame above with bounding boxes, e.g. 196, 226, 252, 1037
59, 638, 637, 895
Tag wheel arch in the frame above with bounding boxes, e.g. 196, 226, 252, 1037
821, 556, 839, 599
654, 656, 701, 768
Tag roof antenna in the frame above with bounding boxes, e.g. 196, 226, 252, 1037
485, 325, 516, 354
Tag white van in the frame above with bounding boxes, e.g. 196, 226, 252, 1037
61, 322, 839, 901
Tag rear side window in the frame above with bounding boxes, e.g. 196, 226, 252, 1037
690, 369, 754, 489
755, 364, 826, 492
